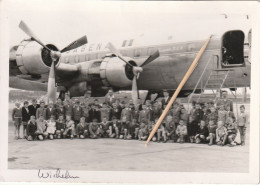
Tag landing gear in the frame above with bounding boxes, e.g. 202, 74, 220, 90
58, 90, 66, 101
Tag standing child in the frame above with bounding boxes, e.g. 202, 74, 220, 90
44, 115, 56, 140
12, 102, 22, 139
176, 119, 187, 144
195, 120, 209, 144
236, 105, 248, 146
216, 121, 228, 146
27, 116, 37, 141
22, 101, 31, 139
36, 101, 47, 119
206, 120, 217, 146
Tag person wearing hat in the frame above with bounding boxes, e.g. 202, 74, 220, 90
22, 101, 31, 139
28, 99, 40, 117
36, 101, 47, 120
73, 99, 83, 126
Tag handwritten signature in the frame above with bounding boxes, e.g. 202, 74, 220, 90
38, 169, 79, 179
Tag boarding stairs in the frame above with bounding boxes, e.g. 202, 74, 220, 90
187, 55, 231, 105
197, 69, 230, 102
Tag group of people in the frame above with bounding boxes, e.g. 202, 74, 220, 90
11, 90, 248, 146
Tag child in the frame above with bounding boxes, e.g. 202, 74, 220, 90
44, 115, 56, 140
89, 118, 101, 139
22, 101, 30, 139
156, 120, 165, 143
206, 120, 217, 146
218, 104, 228, 124
207, 106, 218, 124
12, 102, 22, 140
226, 105, 236, 122
226, 117, 237, 146
76, 117, 89, 139
55, 114, 66, 139
36, 101, 47, 119
236, 105, 248, 146
216, 121, 227, 146
63, 115, 75, 139
111, 116, 120, 138
163, 115, 175, 143
128, 118, 139, 140
176, 119, 187, 144
100, 117, 113, 138
195, 120, 209, 144
27, 115, 37, 141
138, 119, 148, 141
35, 114, 46, 141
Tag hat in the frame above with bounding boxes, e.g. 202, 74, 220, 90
75, 99, 80, 103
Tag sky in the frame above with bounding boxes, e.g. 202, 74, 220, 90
6, 0, 254, 49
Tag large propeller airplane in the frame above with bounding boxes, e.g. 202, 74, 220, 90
9, 21, 251, 106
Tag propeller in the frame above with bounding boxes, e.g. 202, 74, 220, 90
107, 42, 159, 107
19, 20, 88, 103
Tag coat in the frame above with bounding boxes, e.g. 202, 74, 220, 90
22, 107, 31, 122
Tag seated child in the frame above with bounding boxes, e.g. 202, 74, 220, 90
127, 118, 139, 140
63, 115, 75, 139
120, 116, 130, 140
157, 120, 165, 143
147, 120, 157, 142
55, 114, 66, 139
226, 117, 237, 146
206, 120, 217, 146
89, 118, 101, 139
35, 114, 46, 141
138, 119, 148, 141
76, 117, 89, 139
100, 118, 113, 138
111, 116, 120, 139
216, 121, 228, 146
44, 115, 56, 140
176, 119, 187, 144
27, 115, 37, 141
195, 120, 209, 144
163, 115, 175, 143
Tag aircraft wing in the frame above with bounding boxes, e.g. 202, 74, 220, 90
9, 76, 48, 91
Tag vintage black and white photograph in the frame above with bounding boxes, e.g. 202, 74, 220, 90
0, 0, 259, 184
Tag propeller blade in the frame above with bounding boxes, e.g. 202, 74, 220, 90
61, 35, 88, 53
19, 21, 51, 52
47, 62, 57, 104
107, 42, 134, 67
140, 50, 160, 67
131, 75, 139, 108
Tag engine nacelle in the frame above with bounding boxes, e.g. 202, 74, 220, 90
100, 56, 135, 88
15, 40, 58, 75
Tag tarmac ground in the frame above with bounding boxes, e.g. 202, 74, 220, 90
8, 102, 250, 172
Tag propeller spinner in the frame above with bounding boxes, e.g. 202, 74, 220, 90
107, 42, 160, 107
